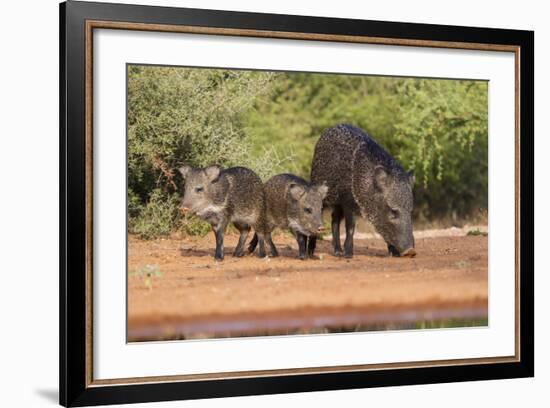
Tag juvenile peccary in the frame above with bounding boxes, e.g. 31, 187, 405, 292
179, 165, 266, 261
310, 124, 416, 258
248, 174, 328, 259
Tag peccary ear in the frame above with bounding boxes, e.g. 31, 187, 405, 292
374, 166, 390, 191
317, 183, 329, 199
408, 170, 416, 186
179, 165, 192, 179
289, 183, 306, 201
204, 165, 221, 182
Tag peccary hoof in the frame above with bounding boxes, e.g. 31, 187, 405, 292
298, 254, 307, 261
334, 250, 343, 257
344, 253, 353, 259
388, 244, 400, 257
214, 254, 224, 261
232, 251, 245, 258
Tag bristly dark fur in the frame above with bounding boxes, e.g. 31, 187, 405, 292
179, 165, 267, 260
310, 124, 415, 258
248, 174, 327, 260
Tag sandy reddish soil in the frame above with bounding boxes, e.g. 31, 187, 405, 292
127, 228, 488, 341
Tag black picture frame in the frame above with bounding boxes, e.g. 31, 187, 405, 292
60, 1, 534, 406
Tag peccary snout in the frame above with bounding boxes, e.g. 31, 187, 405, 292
371, 166, 415, 256
179, 165, 222, 218
401, 248, 416, 257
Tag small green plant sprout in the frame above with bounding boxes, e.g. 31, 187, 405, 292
129, 264, 162, 290
467, 228, 488, 237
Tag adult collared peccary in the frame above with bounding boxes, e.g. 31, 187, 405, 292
248, 174, 328, 259
310, 124, 416, 258
179, 165, 266, 260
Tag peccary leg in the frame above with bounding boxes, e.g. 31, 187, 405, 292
212, 220, 228, 261
247, 233, 258, 254
266, 233, 279, 257
343, 210, 356, 258
307, 235, 317, 257
388, 244, 400, 257
331, 206, 343, 257
232, 223, 250, 257
296, 233, 307, 260
256, 233, 267, 258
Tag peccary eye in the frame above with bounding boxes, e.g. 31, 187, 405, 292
390, 208, 399, 219
304, 207, 313, 214
195, 187, 204, 193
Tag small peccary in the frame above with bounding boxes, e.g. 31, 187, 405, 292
179, 165, 266, 261
248, 174, 327, 259
310, 124, 416, 258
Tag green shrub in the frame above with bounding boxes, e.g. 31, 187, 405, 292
393, 79, 488, 220
246, 74, 488, 221
129, 189, 180, 239
128, 65, 489, 237
127, 66, 285, 238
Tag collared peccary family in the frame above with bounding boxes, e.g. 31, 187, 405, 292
179, 124, 415, 260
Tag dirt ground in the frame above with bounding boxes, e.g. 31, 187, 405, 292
128, 227, 488, 341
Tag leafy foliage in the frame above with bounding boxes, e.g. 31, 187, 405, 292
128, 189, 180, 240
128, 66, 488, 238
127, 66, 280, 238
247, 73, 488, 221
393, 79, 488, 219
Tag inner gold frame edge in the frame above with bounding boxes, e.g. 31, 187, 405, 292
84, 19, 522, 388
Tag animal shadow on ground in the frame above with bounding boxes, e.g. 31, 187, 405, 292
179, 246, 216, 257
352, 245, 391, 258
314, 239, 390, 258
179, 244, 261, 258
178, 238, 390, 260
